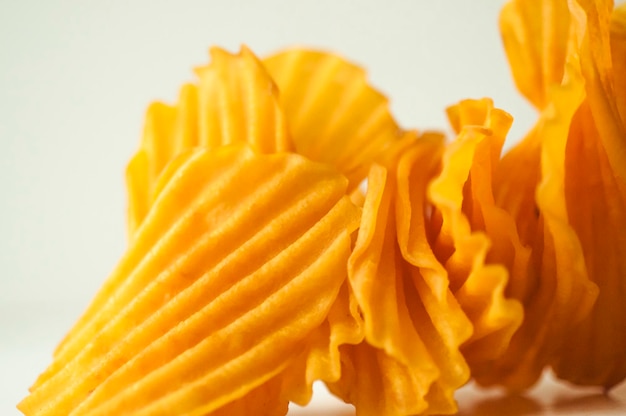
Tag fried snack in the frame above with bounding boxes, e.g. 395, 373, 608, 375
480, 0, 626, 390
19, 145, 360, 416
328, 134, 472, 415
125, 46, 291, 238
20, 1, 626, 412
328, 97, 532, 414
430, 98, 524, 370
263, 49, 403, 194
23, 45, 410, 415
550, 0, 626, 388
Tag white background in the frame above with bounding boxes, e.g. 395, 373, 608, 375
1, 0, 624, 414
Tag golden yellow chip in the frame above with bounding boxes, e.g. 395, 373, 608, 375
264, 49, 402, 193
20, 145, 360, 416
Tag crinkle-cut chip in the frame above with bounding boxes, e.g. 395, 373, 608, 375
55, 43, 291, 361
548, 1, 626, 389
552, 101, 626, 389
123, 45, 291, 240
263, 49, 402, 193
19, 145, 360, 416
97, 45, 362, 410
484, 42, 597, 389
499, 0, 571, 110
330, 134, 473, 415
150, 163, 364, 409
427, 99, 523, 370
46, 146, 260, 373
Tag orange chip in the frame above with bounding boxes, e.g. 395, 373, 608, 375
429, 99, 524, 374
264, 49, 402, 193
329, 134, 473, 415
125, 46, 291, 239
20, 145, 360, 416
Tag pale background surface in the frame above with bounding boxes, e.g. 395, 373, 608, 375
1, 0, 624, 414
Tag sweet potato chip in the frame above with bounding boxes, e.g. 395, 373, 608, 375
329, 134, 473, 415
20, 145, 359, 416
263, 49, 402, 193
428, 99, 524, 375
550, 0, 626, 389
101, 46, 372, 412
482, 0, 601, 390
125, 46, 291, 239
